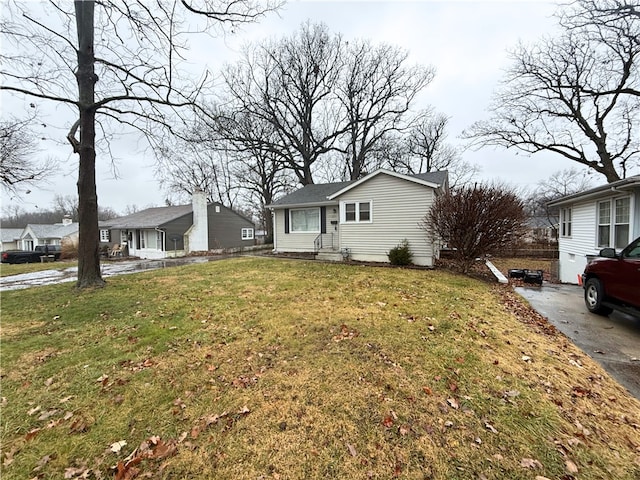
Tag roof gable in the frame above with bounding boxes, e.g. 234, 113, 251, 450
269, 169, 448, 208
327, 169, 446, 200
23, 223, 79, 239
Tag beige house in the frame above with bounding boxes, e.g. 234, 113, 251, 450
268, 169, 448, 266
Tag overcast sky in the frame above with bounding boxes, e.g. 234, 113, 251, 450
2, 0, 584, 215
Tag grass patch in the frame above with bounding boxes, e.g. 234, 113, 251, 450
1, 257, 639, 479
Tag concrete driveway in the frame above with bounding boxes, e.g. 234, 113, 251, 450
516, 283, 640, 400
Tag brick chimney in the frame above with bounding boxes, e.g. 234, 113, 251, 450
188, 189, 209, 252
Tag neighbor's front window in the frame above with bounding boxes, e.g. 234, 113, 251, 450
561, 207, 572, 237
342, 201, 372, 223
597, 201, 611, 247
242, 228, 254, 240
290, 208, 320, 232
614, 197, 630, 248
100, 229, 110, 242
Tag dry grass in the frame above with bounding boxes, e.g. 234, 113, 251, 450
1, 257, 639, 479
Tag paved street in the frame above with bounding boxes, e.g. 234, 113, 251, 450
516, 283, 640, 399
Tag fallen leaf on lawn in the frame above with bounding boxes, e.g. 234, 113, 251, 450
422, 386, 432, 395
96, 374, 109, 386
447, 398, 459, 409
25, 428, 41, 441
398, 425, 410, 436
521, 355, 532, 362
485, 422, 498, 434
382, 416, 394, 428
347, 443, 357, 457
63, 411, 73, 421
44, 377, 54, 387
428, 325, 435, 331
28, 405, 41, 416
110, 440, 127, 453
148, 439, 177, 459
59, 396, 73, 403
565, 459, 578, 473
520, 458, 542, 469
64, 467, 89, 479
37, 409, 58, 421
69, 417, 88, 433
238, 405, 250, 415
33, 453, 55, 471
449, 382, 458, 392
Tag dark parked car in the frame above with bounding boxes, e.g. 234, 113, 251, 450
1, 245, 63, 264
582, 236, 640, 317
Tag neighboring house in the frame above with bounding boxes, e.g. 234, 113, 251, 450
548, 175, 640, 284
100, 191, 256, 259
268, 169, 448, 266
1, 228, 23, 251
19, 216, 79, 250
524, 214, 558, 244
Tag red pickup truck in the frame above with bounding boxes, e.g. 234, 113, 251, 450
582, 236, 640, 317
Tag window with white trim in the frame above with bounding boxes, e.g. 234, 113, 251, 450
560, 207, 572, 237
290, 208, 320, 232
614, 197, 630, 248
341, 201, 372, 223
596, 197, 631, 249
597, 201, 610, 247
242, 228, 254, 240
100, 229, 110, 242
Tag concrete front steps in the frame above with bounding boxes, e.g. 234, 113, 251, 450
315, 249, 346, 262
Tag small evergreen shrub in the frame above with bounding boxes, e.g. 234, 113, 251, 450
388, 239, 413, 266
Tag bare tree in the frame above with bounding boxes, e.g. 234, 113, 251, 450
390, 111, 480, 189
525, 168, 594, 238
1, 0, 279, 288
464, 1, 640, 183
155, 133, 241, 207
427, 183, 527, 273
0, 114, 56, 194
221, 22, 344, 186
336, 41, 434, 180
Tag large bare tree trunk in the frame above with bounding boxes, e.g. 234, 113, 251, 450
74, 0, 104, 288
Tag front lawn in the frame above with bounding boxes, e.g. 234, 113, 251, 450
1, 257, 638, 479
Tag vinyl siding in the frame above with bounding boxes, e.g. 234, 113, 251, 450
337, 174, 436, 266
273, 205, 338, 252
557, 189, 639, 283
206, 203, 256, 249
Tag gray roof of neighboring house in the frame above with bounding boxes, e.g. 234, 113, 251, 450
26, 223, 79, 239
548, 174, 640, 207
100, 205, 193, 229
1, 228, 23, 243
269, 170, 448, 208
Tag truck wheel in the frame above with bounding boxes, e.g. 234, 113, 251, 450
584, 278, 613, 316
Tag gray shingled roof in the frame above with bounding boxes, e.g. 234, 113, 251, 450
100, 204, 193, 229
27, 223, 79, 239
270, 170, 448, 207
1, 228, 23, 243
270, 181, 352, 207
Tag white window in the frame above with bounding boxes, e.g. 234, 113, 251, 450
595, 197, 631, 249
242, 228, 254, 240
290, 208, 320, 233
100, 229, 110, 242
614, 197, 630, 248
597, 201, 610, 247
560, 207, 572, 237
341, 201, 372, 223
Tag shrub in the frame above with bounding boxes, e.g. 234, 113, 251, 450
388, 239, 413, 266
